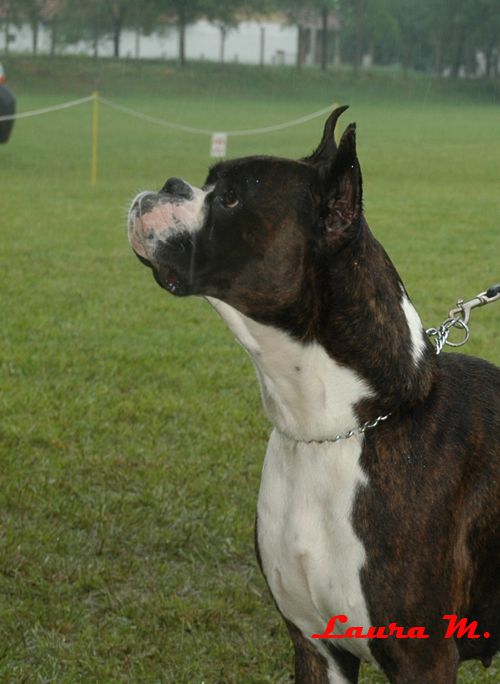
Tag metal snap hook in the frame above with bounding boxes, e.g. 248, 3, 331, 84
444, 318, 470, 347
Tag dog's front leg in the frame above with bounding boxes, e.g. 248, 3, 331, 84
285, 620, 360, 684
375, 637, 460, 684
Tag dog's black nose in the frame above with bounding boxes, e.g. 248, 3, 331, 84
160, 177, 193, 200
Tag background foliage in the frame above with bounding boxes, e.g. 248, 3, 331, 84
1, 0, 499, 76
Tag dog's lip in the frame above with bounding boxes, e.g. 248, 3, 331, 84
161, 273, 181, 294
134, 251, 153, 269
128, 212, 150, 261
157, 263, 184, 295
134, 251, 183, 295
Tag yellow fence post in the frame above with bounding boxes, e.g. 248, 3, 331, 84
91, 91, 99, 186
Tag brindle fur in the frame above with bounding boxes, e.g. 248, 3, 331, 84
129, 108, 500, 683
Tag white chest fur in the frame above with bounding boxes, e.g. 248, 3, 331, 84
205, 297, 374, 442
257, 429, 374, 663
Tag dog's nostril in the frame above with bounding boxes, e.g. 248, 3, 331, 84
161, 177, 193, 200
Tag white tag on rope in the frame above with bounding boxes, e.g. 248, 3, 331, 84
210, 132, 227, 158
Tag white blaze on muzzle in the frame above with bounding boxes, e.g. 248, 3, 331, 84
128, 183, 211, 262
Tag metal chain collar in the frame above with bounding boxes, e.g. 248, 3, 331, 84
297, 412, 392, 446
294, 283, 500, 446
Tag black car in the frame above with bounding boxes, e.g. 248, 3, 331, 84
0, 63, 16, 143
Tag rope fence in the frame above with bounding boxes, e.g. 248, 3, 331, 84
98, 96, 334, 137
0, 92, 335, 184
0, 94, 94, 121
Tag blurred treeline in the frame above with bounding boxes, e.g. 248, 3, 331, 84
1, 0, 499, 78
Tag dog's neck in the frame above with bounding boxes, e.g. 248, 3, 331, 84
207, 222, 436, 442
207, 296, 372, 441
311, 221, 437, 420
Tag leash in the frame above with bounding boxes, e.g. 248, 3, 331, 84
287, 283, 500, 446
426, 283, 500, 355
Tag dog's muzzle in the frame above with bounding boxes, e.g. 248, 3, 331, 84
128, 178, 212, 296
128, 178, 207, 265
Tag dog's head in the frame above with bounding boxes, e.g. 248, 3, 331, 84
128, 106, 436, 431
128, 106, 364, 321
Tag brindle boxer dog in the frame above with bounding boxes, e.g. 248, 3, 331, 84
128, 107, 500, 683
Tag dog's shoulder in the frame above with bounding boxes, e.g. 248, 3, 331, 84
420, 352, 500, 470
436, 352, 500, 400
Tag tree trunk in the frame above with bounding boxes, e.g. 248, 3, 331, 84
463, 38, 475, 77
353, 0, 365, 73
320, 6, 328, 71
333, 29, 340, 66
401, 46, 410, 75
434, 35, 444, 77
113, 22, 121, 58
178, 10, 186, 67
135, 28, 140, 59
112, 3, 127, 59
31, 19, 39, 55
50, 19, 57, 57
309, 27, 317, 65
450, 28, 465, 78
260, 26, 265, 66
4, 21, 10, 55
219, 26, 226, 63
296, 25, 303, 69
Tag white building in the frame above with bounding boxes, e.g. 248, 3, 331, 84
3, 19, 300, 66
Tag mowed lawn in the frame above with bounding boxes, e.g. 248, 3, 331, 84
0, 58, 499, 682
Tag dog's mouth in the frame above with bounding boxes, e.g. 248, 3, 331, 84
156, 264, 184, 295
128, 189, 201, 298
133, 250, 188, 296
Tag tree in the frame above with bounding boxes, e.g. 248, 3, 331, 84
204, 0, 239, 64
107, 0, 129, 58
337, 0, 368, 72
2, 0, 66, 57
434, 0, 475, 77
0, 0, 19, 55
126, 0, 160, 59
278, 1, 339, 70
43, 0, 65, 56
419, 0, 480, 77
105, 0, 158, 58
153, 0, 282, 68
59, 0, 112, 59
16, 0, 46, 53
204, 0, 274, 64
152, 0, 207, 67
473, 0, 500, 78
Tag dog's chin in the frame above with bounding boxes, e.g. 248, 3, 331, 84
156, 265, 190, 296
133, 250, 190, 297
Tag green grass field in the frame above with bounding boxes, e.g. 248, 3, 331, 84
1, 56, 499, 682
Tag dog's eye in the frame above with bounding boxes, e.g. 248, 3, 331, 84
220, 189, 239, 209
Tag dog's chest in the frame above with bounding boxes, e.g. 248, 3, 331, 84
257, 430, 373, 661
206, 297, 375, 660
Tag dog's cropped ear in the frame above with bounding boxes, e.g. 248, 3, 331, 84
303, 105, 349, 165
320, 123, 363, 247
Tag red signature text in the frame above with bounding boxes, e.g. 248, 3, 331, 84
311, 614, 490, 640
